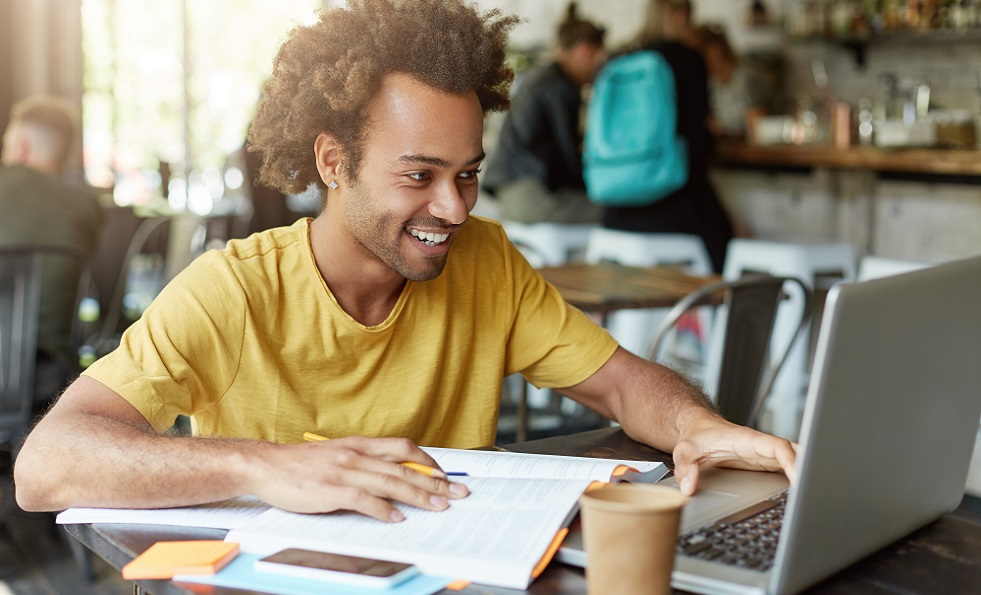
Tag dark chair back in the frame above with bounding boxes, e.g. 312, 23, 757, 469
187, 212, 248, 262
649, 274, 811, 428
0, 246, 88, 451
92, 216, 172, 356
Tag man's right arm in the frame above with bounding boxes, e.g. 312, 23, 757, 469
14, 376, 467, 521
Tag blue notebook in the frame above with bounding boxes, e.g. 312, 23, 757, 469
173, 553, 450, 595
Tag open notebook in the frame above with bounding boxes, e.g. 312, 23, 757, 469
560, 254, 981, 594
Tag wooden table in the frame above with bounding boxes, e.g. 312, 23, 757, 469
64, 428, 981, 594
537, 262, 722, 323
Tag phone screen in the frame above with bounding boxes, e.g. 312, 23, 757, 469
260, 548, 413, 578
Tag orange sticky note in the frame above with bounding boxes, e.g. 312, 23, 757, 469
122, 540, 239, 580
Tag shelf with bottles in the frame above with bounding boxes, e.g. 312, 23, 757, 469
787, 26, 981, 45
789, 26, 981, 68
784, 0, 981, 49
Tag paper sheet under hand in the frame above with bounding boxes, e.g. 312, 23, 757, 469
55, 496, 270, 530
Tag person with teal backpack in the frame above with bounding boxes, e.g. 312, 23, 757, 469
584, 0, 733, 273
583, 50, 688, 206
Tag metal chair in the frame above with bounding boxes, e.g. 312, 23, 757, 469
585, 229, 714, 366
187, 212, 249, 262
0, 245, 94, 580
0, 245, 90, 451
0, 249, 45, 455
722, 239, 854, 438
90, 215, 172, 357
649, 274, 812, 429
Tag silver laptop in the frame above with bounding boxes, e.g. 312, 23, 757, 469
558, 255, 981, 594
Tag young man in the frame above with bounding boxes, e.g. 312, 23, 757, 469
483, 2, 606, 224
15, 0, 794, 524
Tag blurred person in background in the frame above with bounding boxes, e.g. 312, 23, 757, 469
696, 24, 765, 142
653, 0, 700, 48
0, 95, 103, 407
697, 23, 738, 138
482, 2, 606, 224
600, 0, 733, 273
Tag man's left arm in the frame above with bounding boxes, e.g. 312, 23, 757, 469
558, 347, 797, 495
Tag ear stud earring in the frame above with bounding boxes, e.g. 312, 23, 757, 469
328, 180, 339, 190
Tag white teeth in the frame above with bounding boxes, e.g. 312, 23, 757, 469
408, 228, 449, 245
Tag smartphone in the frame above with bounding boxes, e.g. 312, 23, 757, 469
254, 548, 419, 588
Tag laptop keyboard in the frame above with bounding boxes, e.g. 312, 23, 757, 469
677, 491, 788, 572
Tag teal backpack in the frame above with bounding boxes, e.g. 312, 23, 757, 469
583, 51, 688, 206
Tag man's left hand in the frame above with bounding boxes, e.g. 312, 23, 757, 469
671, 413, 797, 496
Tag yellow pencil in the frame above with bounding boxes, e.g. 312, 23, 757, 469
302, 432, 446, 478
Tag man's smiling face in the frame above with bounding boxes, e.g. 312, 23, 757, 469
339, 73, 485, 282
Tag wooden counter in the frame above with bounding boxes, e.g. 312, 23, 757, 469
715, 141, 981, 177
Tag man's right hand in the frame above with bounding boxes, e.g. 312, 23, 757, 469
14, 376, 468, 520
247, 436, 469, 522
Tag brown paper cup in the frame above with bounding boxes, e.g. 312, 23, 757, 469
579, 484, 688, 595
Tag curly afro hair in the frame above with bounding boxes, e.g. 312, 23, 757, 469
248, 0, 518, 194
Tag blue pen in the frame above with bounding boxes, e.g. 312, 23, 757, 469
446, 472, 469, 477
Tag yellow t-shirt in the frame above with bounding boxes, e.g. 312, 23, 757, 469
84, 216, 618, 448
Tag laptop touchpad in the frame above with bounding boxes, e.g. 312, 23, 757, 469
662, 469, 790, 530
682, 489, 740, 524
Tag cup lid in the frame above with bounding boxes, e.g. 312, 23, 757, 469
579, 483, 688, 513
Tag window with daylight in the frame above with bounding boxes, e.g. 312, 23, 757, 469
80, 0, 322, 213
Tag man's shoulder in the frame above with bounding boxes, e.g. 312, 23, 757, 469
198, 218, 311, 290
1, 165, 98, 202
0, 164, 38, 181
223, 218, 308, 260
0, 166, 101, 237
0, 164, 52, 194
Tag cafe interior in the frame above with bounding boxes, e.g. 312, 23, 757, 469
1, 0, 980, 592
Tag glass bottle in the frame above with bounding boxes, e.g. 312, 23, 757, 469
857, 98, 875, 146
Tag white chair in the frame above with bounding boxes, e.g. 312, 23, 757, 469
585, 229, 713, 373
857, 255, 931, 281
584, 229, 713, 270
502, 221, 596, 267
720, 238, 857, 439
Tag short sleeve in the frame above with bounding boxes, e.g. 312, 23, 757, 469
83, 251, 247, 433
503, 243, 619, 388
